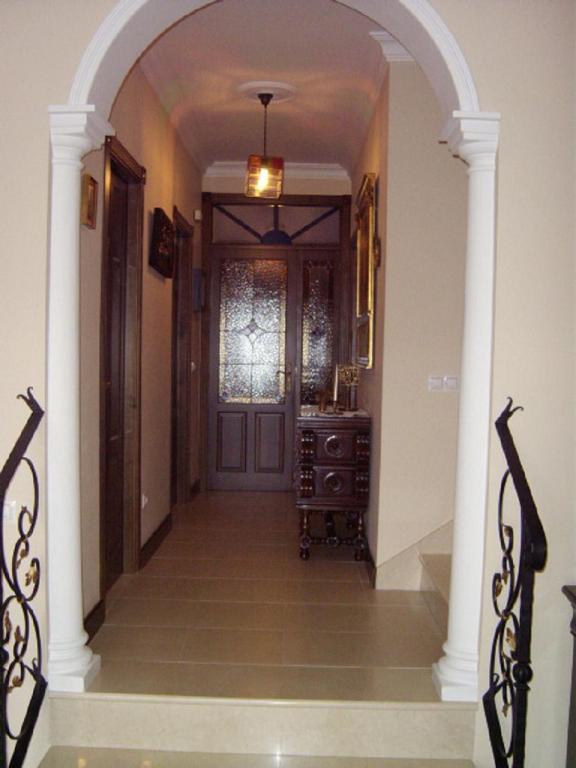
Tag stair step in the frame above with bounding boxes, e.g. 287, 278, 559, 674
419, 554, 451, 637
49, 692, 475, 761
420, 555, 451, 604
40, 745, 475, 767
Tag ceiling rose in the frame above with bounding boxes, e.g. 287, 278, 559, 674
238, 81, 296, 103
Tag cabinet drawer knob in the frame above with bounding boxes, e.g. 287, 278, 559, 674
325, 435, 343, 457
323, 471, 344, 494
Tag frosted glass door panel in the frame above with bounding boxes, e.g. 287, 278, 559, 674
219, 258, 287, 404
301, 259, 335, 405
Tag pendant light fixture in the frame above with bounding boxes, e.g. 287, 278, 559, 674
245, 92, 284, 199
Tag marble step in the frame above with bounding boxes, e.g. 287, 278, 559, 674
420, 555, 451, 604
40, 746, 475, 767
49, 692, 475, 761
419, 554, 451, 637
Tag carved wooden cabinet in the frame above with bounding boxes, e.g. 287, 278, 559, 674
295, 413, 370, 560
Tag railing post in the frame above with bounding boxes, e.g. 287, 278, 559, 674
0, 390, 46, 768
482, 398, 547, 768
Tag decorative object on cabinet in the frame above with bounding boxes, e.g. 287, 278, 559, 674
150, 207, 175, 278
338, 364, 359, 411
295, 413, 370, 561
355, 173, 380, 369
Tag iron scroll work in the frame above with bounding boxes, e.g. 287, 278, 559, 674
0, 389, 47, 768
483, 399, 547, 768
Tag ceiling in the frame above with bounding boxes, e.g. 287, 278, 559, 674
138, 0, 388, 175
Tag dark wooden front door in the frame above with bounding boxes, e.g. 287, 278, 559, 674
171, 208, 194, 505
101, 137, 145, 593
208, 247, 297, 490
103, 169, 128, 589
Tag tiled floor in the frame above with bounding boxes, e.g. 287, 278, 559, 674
89, 492, 445, 702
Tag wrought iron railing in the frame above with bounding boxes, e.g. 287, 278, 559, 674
483, 398, 547, 768
1, 389, 46, 768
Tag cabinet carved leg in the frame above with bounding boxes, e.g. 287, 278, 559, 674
299, 509, 311, 560
324, 511, 339, 547
354, 511, 367, 561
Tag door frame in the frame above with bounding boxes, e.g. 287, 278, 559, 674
207, 245, 299, 491
200, 192, 352, 489
171, 206, 194, 504
100, 136, 145, 594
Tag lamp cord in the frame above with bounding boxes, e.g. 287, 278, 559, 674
263, 103, 268, 157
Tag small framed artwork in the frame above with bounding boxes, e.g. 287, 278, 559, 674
355, 173, 378, 369
150, 207, 175, 278
80, 174, 98, 229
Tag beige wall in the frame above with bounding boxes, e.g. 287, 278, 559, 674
0, 2, 575, 766
427, 1, 576, 765
80, 64, 203, 614
351, 70, 389, 560
0, 3, 117, 763
353, 62, 467, 586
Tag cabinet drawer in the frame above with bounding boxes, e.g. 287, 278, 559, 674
311, 466, 369, 502
300, 429, 370, 464
314, 430, 357, 462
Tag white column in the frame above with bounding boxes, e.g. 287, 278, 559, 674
47, 106, 113, 692
433, 112, 500, 701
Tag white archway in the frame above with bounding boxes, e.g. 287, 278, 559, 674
47, 0, 500, 701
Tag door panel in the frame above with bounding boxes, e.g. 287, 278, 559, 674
217, 412, 247, 472
255, 412, 285, 473
208, 248, 296, 490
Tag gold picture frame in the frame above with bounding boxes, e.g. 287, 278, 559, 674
80, 173, 98, 229
355, 173, 378, 368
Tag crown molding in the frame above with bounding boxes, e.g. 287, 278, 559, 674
204, 161, 350, 182
370, 31, 413, 62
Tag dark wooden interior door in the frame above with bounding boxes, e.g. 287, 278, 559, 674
101, 137, 145, 593
171, 208, 194, 505
208, 247, 297, 490
103, 168, 128, 591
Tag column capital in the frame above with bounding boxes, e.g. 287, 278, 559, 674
49, 104, 114, 159
441, 110, 500, 166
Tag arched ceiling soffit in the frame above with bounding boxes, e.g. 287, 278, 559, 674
69, 0, 480, 167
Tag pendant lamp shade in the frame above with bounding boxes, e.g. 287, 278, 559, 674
245, 93, 284, 199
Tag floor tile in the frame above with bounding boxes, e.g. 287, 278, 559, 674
90, 625, 188, 662
182, 628, 284, 665
89, 491, 445, 704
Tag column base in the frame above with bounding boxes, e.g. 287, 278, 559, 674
432, 645, 478, 702
49, 653, 101, 693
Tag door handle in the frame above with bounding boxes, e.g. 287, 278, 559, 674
285, 363, 292, 394
277, 364, 293, 395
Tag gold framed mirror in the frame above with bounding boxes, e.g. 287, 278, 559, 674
355, 173, 378, 368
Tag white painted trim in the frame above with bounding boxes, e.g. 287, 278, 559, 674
51, 0, 495, 705
47, 106, 112, 692
370, 31, 413, 62
67, 0, 480, 125
432, 110, 500, 701
204, 161, 350, 182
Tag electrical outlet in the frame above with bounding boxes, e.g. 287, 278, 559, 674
443, 375, 460, 391
427, 375, 443, 392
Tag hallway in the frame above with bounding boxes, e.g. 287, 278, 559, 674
88, 492, 444, 702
